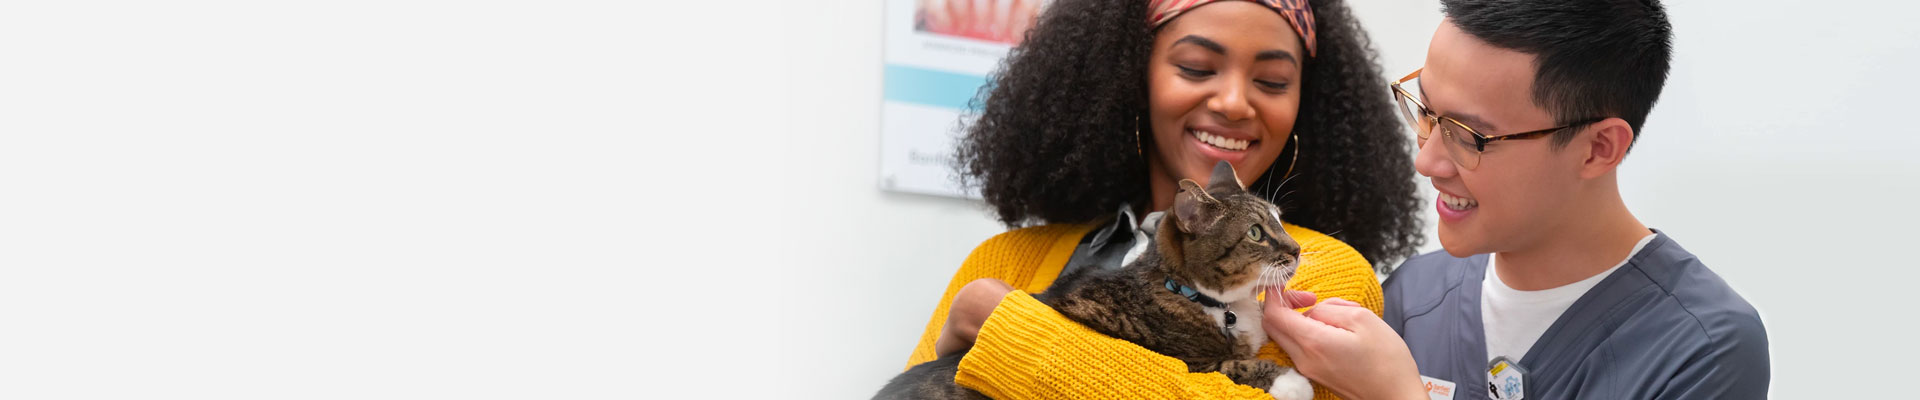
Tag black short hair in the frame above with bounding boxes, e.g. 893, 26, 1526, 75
1440, 0, 1673, 148
955, 0, 1426, 269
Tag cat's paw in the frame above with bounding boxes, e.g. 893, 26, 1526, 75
1266, 369, 1313, 400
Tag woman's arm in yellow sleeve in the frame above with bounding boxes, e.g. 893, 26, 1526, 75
907, 224, 1092, 368
953, 224, 1379, 400
954, 291, 1277, 400
906, 247, 1018, 368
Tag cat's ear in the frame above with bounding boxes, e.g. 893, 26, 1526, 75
1178, 179, 1217, 205
1206, 160, 1245, 194
1173, 179, 1221, 234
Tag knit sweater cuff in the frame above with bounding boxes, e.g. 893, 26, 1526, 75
953, 291, 1061, 399
956, 291, 1265, 399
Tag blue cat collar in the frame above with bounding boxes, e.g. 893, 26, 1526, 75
1164, 277, 1228, 308
1164, 277, 1239, 335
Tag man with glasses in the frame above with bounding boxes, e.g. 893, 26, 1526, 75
1261, 0, 1769, 399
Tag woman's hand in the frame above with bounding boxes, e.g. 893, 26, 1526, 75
934, 278, 1014, 356
1262, 287, 1428, 400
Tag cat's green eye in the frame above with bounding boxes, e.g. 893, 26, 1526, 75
1247, 226, 1263, 242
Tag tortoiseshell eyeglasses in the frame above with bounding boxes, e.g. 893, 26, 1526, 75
1388, 68, 1605, 170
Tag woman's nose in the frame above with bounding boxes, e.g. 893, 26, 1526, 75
1207, 83, 1256, 121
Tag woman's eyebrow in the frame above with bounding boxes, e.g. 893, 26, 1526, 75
1173, 35, 1226, 54
1255, 50, 1296, 64
1173, 34, 1295, 64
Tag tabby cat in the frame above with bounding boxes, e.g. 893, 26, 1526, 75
875, 161, 1314, 400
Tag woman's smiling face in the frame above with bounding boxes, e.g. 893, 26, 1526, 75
1146, 1, 1303, 208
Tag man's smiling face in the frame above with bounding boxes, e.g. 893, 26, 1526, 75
1414, 20, 1592, 257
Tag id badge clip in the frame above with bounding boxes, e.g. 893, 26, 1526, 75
1487, 356, 1527, 400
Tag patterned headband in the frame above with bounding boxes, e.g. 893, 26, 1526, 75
1147, 0, 1318, 57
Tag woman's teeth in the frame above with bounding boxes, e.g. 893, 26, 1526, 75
1441, 192, 1478, 211
1193, 130, 1250, 151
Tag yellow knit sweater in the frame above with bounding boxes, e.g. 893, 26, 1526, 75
905, 222, 1384, 400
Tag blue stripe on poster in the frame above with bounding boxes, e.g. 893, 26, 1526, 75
883, 64, 990, 110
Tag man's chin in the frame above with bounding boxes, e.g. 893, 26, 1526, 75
1435, 227, 1484, 258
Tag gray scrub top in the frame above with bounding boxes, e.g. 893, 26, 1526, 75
1382, 231, 1770, 399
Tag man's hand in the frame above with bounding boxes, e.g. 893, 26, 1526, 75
1262, 287, 1427, 400
934, 278, 1014, 356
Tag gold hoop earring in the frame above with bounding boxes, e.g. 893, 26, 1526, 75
1134, 115, 1144, 156
1282, 132, 1301, 180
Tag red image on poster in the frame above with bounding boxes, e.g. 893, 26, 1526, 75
915, 0, 1046, 46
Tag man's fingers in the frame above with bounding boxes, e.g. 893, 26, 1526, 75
1320, 297, 1361, 307
1304, 300, 1375, 331
1267, 298, 1339, 340
1283, 289, 1317, 309
1263, 300, 1310, 351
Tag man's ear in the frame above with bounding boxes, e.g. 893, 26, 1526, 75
1579, 118, 1634, 179
1205, 160, 1244, 194
1173, 179, 1221, 234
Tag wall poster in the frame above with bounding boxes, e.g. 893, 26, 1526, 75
880, 0, 1048, 198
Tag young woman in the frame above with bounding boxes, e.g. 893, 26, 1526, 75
906, 0, 1422, 398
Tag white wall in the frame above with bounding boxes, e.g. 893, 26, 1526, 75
776, 2, 1010, 398
1, 0, 1912, 399
1622, 1, 1920, 398
1, 1, 1008, 398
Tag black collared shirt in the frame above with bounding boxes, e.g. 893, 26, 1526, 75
1058, 203, 1164, 280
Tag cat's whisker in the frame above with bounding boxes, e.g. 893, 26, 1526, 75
1257, 261, 1287, 293
1273, 171, 1300, 197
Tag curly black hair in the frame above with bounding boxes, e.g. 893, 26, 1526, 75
954, 0, 1425, 269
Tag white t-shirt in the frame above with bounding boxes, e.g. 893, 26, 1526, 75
1481, 234, 1657, 364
